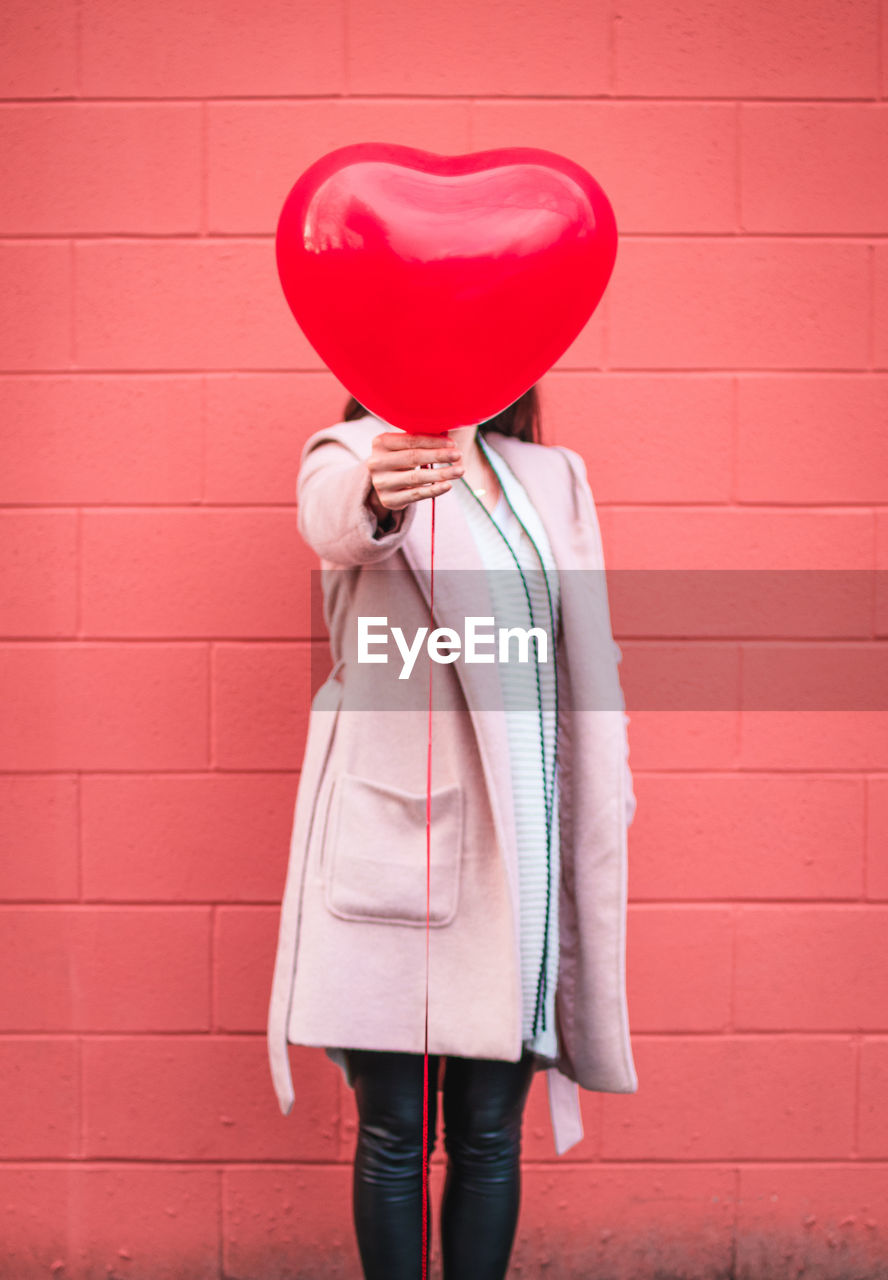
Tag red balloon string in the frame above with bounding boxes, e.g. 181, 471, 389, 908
422, 492, 436, 1280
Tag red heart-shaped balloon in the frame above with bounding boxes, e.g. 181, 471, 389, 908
276, 143, 618, 435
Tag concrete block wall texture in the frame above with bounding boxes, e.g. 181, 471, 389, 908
1, 0, 886, 1276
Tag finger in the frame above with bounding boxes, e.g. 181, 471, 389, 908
400, 480, 453, 504
383, 462, 463, 492
368, 447, 459, 478
375, 432, 460, 455
389, 448, 461, 473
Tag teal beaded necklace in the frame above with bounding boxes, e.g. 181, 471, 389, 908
459, 434, 560, 1038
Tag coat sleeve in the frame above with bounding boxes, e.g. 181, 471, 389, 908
556, 444, 637, 830
296, 432, 418, 567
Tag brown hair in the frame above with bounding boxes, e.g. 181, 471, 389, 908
342, 385, 541, 444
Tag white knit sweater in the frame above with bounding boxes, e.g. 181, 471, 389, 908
454, 439, 562, 1064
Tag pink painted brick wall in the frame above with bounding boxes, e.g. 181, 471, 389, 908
1, 1, 886, 1276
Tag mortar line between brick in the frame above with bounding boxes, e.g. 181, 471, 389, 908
7, 1028, 882, 1041
69, 238, 76, 368
74, 462, 83, 948
862, 766, 870, 899
199, 375, 208, 503
200, 100, 209, 236
337, 1052, 346, 1160
608, 3, 617, 96
734, 100, 742, 232
727, 903, 737, 1035
878, 0, 884, 101
75, 772, 83, 904
868, 242, 875, 368
0, 1156, 880, 1168
734, 642, 743, 769
6, 92, 887, 103
208, 643, 216, 769
74, 0, 82, 98
6, 892, 885, 905
77, 1034, 85, 1159
216, 1165, 225, 1276
729, 374, 739, 504
75, 505, 83, 638
730, 1164, 740, 1279
342, 0, 349, 96
209, 904, 216, 1035
852, 1033, 862, 1158
873, 514, 879, 619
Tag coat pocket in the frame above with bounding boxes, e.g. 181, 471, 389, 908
323, 773, 463, 927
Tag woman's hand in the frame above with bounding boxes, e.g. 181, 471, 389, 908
366, 432, 465, 523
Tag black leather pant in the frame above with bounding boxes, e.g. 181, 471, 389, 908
345, 1048, 537, 1280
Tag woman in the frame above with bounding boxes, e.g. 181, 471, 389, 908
267, 385, 637, 1279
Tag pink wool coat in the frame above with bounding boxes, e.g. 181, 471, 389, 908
266, 415, 638, 1156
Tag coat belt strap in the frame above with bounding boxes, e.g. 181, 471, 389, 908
546, 1067, 584, 1155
